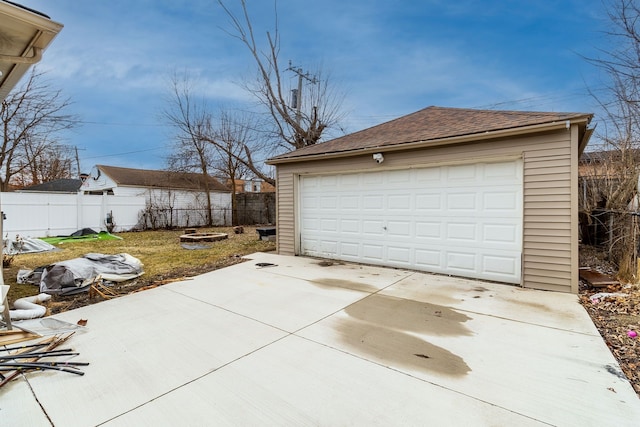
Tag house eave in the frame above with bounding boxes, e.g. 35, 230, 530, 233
0, 1, 63, 101
116, 184, 231, 193
267, 117, 593, 165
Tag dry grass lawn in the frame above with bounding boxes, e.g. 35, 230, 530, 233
3, 227, 275, 313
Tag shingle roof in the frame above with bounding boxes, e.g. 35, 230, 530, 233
269, 106, 593, 162
3, 1, 51, 18
20, 178, 82, 192
97, 165, 230, 192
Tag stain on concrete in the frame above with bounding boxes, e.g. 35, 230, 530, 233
501, 297, 552, 312
344, 294, 473, 337
605, 364, 627, 380
309, 277, 379, 293
335, 317, 471, 377
331, 294, 473, 376
308, 278, 473, 376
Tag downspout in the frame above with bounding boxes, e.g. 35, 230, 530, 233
9, 293, 51, 320
101, 190, 107, 231
0, 191, 8, 329
0, 47, 42, 64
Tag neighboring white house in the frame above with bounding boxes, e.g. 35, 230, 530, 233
81, 165, 233, 227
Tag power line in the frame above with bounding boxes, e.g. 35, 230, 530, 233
71, 120, 165, 127
80, 146, 169, 161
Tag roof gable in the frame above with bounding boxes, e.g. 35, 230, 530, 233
97, 165, 230, 192
269, 106, 593, 162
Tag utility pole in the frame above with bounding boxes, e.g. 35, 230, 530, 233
287, 61, 318, 125
75, 146, 81, 178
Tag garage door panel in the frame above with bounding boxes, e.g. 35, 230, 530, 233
483, 191, 519, 211
388, 246, 411, 263
446, 192, 477, 210
415, 167, 442, 182
302, 217, 320, 232
363, 195, 384, 209
446, 251, 477, 272
387, 221, 411, 236
447, 163, 477, 181
415, 193, 443, 210
483, 223, 518, 245
301, 195, 318, 209
415, 249, 442, 268
362, 244, 384, 260
300, 160, 522, 284
340, 219, 360, 233
447, 222, 477, 241
389, 169, 411, 183
301, 175, 319, 188
388, 194, 411, 210
320, 175, 338, 186
340, 242, 360, 257
339, 195, 359, 209
339, 174, 360, 187
363, 220, 384, 235
321, 219, 338, 232
416, 222, 442, 239
363, 172, 384, 185
320, 196, 337, 209
320, 240, 337, 254
483, 254, 520, 277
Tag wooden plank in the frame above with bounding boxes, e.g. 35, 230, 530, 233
0, 330, 40, 346
579, 269, 619, 288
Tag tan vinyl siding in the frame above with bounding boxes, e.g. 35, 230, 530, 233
275, 169, 295, 255
274, 126, 580, 292
520, 129, 575, 292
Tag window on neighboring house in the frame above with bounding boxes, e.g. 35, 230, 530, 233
244, 180, 261, 192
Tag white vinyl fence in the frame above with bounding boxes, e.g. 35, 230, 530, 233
0, 192, 146, 238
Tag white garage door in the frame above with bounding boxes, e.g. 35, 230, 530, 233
299, 160, 523, 284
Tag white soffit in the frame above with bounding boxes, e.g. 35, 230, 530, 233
0, 1, 63, 101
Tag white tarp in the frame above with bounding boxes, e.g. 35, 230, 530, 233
4, 237, 58, 255
40, 253, 144, 295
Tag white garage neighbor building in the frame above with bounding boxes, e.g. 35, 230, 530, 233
267, 106, 593, 293
82, 165, 232, 227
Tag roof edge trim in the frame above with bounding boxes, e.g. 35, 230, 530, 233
0, 1, 63, 32
268, 116, 593, 165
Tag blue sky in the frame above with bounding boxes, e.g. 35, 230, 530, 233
21, 0, 609, 173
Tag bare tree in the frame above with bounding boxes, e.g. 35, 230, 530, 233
216, 0, 346, 184
12, 141, 76, 187
0, 69, 77, 190
209, 109, 252, 225
163, 73, 217, 226
582, 0, 640, 281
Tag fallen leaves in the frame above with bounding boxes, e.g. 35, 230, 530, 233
580, 244, 640, 396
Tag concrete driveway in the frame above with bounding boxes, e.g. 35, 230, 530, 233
2, 252, 639, 426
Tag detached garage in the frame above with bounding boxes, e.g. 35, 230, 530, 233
267, 106, 593, 293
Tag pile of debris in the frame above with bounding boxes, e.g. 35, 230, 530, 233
1, 333, 88, 388
579, 245, 640, 396
19, 253, 144, 296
